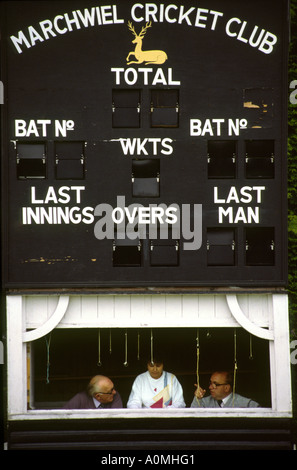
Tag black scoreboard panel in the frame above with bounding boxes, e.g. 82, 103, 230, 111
0, 0, 288, 288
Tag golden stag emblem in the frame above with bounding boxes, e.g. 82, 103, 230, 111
126, 21, 168, 65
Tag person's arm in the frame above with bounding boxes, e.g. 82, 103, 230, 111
190, 395, 204, 408
247, 398, 260, 407
63, 392, 89, 409
190, 384, 207, 408
170, 376, 186, 408
127, 377, 143, 408
63, 395, 79, 409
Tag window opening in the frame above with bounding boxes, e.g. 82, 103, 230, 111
112, 89, 141, 128
113, 237, 142, 267
55, 141, 85, 180
132, 159, 160, 197
150, 89, 179, 128
245, 140, 274, 178
207, 228, 236, 266
16, 142, 46, 179
245, 227, 275, 265
150, 239, 179, 266
31, 327, 270, 410
208, 140, 236, 178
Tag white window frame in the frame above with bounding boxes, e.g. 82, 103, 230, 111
6, 292, 292, 420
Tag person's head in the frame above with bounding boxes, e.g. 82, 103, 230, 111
147, 358, 164, 379
87, 375, 116, 405
208, 371, 233, 401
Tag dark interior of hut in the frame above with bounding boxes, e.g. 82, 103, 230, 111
32, 327, 271, 410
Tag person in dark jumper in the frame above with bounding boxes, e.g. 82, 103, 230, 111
63, 375, 123, 409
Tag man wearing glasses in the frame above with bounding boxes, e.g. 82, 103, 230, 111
190, 371, 260, 408
63, 375, 123, 409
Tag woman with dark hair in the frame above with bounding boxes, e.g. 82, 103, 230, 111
127, 358, 185, 409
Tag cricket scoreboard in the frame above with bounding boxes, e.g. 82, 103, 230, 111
0, 0, 289, 288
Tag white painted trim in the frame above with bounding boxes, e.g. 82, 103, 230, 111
226, 294, 274, 340
5, 292, 292, 416
8, 408, 292, 421
23, 293, 272, 330
269, 294, 292, 412
7, 296, 27, 414
23, 296, 69, 342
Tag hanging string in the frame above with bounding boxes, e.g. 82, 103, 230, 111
137, 330, 140, 360
232, 329, 238, 407
249, 334, 254, 360
195, 329, 200, 405
97, 329, 102, 366
150, 329, 154, 365
123, 329, 128, 367
45, 333, 51, 384
109, 329, 112, 355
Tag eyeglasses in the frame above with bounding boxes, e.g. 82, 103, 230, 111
97, 387, 115, 395
209, 381, 229, 388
